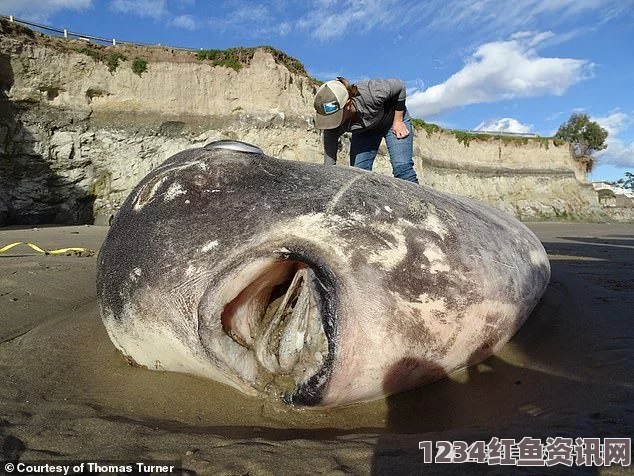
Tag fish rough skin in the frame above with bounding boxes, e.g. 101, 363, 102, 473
96, 140, 551, 407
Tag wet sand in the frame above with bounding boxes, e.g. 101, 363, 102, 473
1, 223, 632, 474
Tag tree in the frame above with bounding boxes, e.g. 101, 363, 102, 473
611, 171, 634, 191
555, 113, 608, 173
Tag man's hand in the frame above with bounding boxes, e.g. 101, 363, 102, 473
392, 120, 410, 139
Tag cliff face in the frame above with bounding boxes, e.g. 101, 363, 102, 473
0, 22, 605, 226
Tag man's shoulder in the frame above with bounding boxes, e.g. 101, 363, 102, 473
360, 78, 401, 95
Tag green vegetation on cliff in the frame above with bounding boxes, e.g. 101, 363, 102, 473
78, 46, 146, 76
196, 49, 244, 71
131, 58, 148, 76
411, 119, 441, 136
411, 118, 564, 148
196, 45, 317, 83
106, 52, 127, 72
0, 18, 316, 83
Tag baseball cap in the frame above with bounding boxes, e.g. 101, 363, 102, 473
313, 80, 349, 130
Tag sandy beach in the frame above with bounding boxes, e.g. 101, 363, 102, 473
1, 222, 632, 474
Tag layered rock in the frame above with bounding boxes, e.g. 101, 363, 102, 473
0, 20, 607, 226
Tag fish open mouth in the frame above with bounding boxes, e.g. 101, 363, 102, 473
206, 252, 335, 405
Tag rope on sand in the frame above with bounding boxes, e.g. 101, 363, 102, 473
0, 242, 95, 257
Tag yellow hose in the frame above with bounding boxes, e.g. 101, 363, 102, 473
0, 242, 94, 256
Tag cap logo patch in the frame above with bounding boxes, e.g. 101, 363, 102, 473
322, 101, 339, 114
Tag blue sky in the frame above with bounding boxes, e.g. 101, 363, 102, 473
2, 0, 633, 182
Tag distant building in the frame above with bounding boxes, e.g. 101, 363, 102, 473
592, 182, 634, 208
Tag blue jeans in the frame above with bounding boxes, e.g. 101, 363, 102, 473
350, 112, 418, 183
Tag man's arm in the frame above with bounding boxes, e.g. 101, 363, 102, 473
389, 79, 409, 139
323, 129, 339, 165
392, 108, 409, 139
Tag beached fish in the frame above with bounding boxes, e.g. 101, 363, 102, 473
97, 140, 550, 407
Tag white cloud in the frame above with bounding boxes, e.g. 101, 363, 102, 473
546, 111, 565, 122
276, 22, 292, 36
407, 32, 592, 117
110, 0, 168, 20
596, 139, 634, 168
150, 0, 627, 45
298, 0, 397, 41
594, 111, 634, 168
90, 0, 628, 46
0, 0, 92, 22
593, 111, 632, 137
206, 3, 277, 36
406, 0, 630, 39
171, 14, 197, 30
204, 2, 297, 38
475, 118, 533, 134
230, 4, 272, 23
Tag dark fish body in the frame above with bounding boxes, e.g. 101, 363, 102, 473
97, 141, 550, 407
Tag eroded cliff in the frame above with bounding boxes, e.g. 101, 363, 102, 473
0, 19, 604, 225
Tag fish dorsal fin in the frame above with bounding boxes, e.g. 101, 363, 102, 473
203, 140, 263, 155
